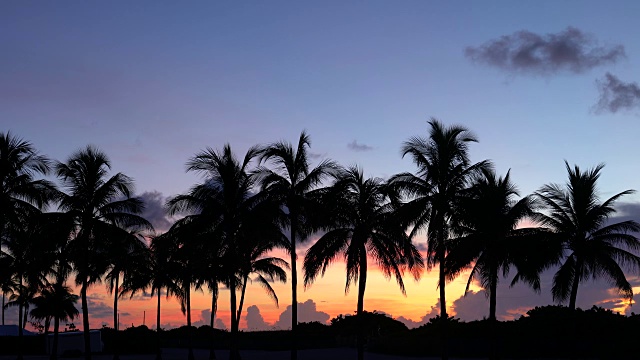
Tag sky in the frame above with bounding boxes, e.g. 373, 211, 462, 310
3, 1, 640, 331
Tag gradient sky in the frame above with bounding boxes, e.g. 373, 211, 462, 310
3, 1, 640, 331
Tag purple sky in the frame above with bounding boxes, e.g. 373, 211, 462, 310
3, 1, 640, 328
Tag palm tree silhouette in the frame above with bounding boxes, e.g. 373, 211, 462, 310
391, 119, 487, 360
169, 144, 288, 360
257, 131, 337, 360
447, 168, 551, 321
304, 166, 423, 360
0, 132, 56, 325
55, 146, 152, 360
535, 162, 640, 310
104, 230, 149, 360
31, 282, 79, 360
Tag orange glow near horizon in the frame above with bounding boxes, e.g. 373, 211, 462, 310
71, 246, 484, 332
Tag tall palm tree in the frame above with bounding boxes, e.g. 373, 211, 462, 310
304, 166, 423, 360
169, 144, 288, 360
104, 231, 149, 360
121, 233, 182, 360
257, 131, 337, 360
535, 162, 640, 310
55, 146, 152, 360
446, 168, 556, 322
3, 213, 57, 360
0, 132, 55, 323
390, 119, 487, 323
30, 282, 79, 360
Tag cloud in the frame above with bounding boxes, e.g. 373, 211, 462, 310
138, 191, 172, 232
215, 318, 227, 330
274, 299, 331, 329
395, 299, 440, 328
594, 73, 640, 114
245, 305, 272, 331
347, 140, 373, 152
450, 268, 640, 322
308, 152, 324, 160
192, 309, 226, 329
465, 27, 625, 76
414, 241, 428, 253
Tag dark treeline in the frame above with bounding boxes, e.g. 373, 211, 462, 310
2, 119, 640, 360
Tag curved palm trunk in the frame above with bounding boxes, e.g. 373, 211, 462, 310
290, 220, 298, 360
229, 277, 241, 360
209, 284, 218, 360
235, 275, 249, 330
112, 275, 120, 360
81, 281, 91, 360
2, 291, 5, 325
568, 258, 582, 311
155, 286, 162, 360
356, 251, 367, 360
51, 316, 60, 360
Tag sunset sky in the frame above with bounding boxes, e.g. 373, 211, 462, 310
3, 1, 640, 331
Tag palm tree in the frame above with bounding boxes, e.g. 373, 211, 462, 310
122, 233, 182, 360
55, 146, 152, 360
535, 162, 640, 310
0, 132, 55, 323
257, 131, 337, 360
169, 144, 288, 360
446, 168, 556, 322
390, 119, 487, 323
30, 282, 79, 360
104, 231, 149, 360
304, 166, 423, 360
3, 213, 57, 360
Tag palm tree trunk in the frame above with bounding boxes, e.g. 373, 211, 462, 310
209, 284, 218, 360
155, 286, 162, 360
356, 251, 368, 360
235, 275, 249, 329
568, 259, 582, 311
186, 283, 194, 360
438, 250, 448, 360
22, 304, 28, 329
17, 295, 24, 360
2, 291, 4, 325
229, 277, 240, 360
290, 220, 298, 360
113, 275, 120, 360
51, 316, 60, 360
81, 280, 91, 360
489, 266, 499, 360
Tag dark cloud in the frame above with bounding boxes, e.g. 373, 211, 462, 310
450, 269, 640, 322
395, 300, 440, 328
414, 241, 428, 253
274, 299, 331, 329
192, 309, 226, 329
245, 305, 272, 331
347, 140, 373, 152
594, 73, 640, 114
138, 191, 172, 232
215, 318, 227, 330
85, 298, 128, 327
465, 27, 625, 76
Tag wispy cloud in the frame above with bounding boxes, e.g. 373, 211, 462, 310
465, 27, 625, 76
347, 140, 373, 152
594, 73, 640, 114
